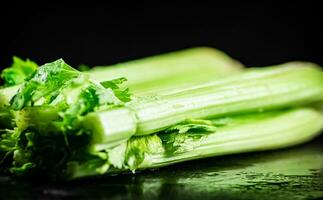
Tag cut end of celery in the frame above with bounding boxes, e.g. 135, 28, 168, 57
82, 107, 138, 150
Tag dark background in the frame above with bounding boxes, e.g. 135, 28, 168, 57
0, 2, 322, 69
1, 3, 323, 199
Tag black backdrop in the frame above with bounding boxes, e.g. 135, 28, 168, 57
0, 2, 322, 69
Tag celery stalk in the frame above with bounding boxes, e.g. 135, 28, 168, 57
68, 107, 323, 179
144, 108, 323, 168
88, 47, 242, 95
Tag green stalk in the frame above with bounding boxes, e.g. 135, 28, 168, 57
69, 107, 323, 179
144, 108, 323, 168
86, 47, 242, 95
133, 63, 323, 135
86, 63, 323, 149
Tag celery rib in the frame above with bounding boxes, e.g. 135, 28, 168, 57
132, 65, 323, 135
144, 108, 323, 169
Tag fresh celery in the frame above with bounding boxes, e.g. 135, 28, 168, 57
1, 51, 323, 180
13, 61, 323, 152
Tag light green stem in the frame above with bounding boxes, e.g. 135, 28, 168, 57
69, 107, 323, 179
87, 47, 242, 95
143, 108, 323, 168
132, 63, 323, 135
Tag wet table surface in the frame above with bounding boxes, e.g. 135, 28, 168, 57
1, 138, 322, 200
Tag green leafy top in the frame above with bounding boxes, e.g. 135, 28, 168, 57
2, 59, 132, 178
10, 59, 80, 110
101, 77, 131, 103
11, 59, 131, 107
124, 134, 164, 170
1, 56, 38, 87
159, 119, 220, 154
65, 134, 164, 179
0, 129, 18, 159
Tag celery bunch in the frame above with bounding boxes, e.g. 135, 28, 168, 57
1, 47, 323, 180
